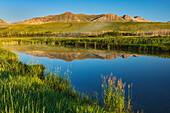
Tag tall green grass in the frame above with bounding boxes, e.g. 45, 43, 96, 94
101, 73, 132, 112
1, 36, 169, 52
0, 47, 133, 112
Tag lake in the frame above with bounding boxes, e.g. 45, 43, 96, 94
4, 44, 170, 113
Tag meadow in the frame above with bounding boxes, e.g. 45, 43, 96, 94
0, 22, 170, 37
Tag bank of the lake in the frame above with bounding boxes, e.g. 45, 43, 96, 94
17, 47, 170, 113
0, 47, 133, 113
1, 36, 170, 53
1, 36, 170, 58
4, 44, 170, 113
0, 35, 170, 113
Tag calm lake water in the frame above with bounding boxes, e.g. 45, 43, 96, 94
5, 44, 170, 113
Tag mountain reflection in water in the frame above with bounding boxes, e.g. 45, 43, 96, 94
22, 51, 140, 62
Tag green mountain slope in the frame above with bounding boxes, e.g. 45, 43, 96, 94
1, 21, 169, 33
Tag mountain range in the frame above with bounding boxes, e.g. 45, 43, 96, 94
0, 11, 151, 25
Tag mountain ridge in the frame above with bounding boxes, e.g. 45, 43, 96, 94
0, 19, 10, 26
19, 12, 150, 24
0, 12, 150, 25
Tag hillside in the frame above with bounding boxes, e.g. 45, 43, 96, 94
0, 21, 169, 34
0, 19, 9, 26
21, 12, 149, 24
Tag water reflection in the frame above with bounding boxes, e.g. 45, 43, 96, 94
3, 44, 169, 60
3, 44, 170, 113
21, 51, 141, 61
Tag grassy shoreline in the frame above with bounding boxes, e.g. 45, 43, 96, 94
1, 36, 169, 59
1, 36, 170, 52
0, 47, 133, 112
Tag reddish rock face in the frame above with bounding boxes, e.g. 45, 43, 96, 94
0, 19, 9, 25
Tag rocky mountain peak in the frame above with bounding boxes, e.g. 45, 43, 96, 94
134, 16, 144, 20
134, 16, 149, 22
63, 11, 74, 15
121, 15, 132, 19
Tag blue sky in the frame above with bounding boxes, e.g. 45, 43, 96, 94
0, 0, 169, 23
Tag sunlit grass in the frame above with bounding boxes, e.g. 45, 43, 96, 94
1, 21, 170, 33
0, 47, 133, 112
101, 73, 133, 112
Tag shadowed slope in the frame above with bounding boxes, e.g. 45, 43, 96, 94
121, 15, 150, 22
